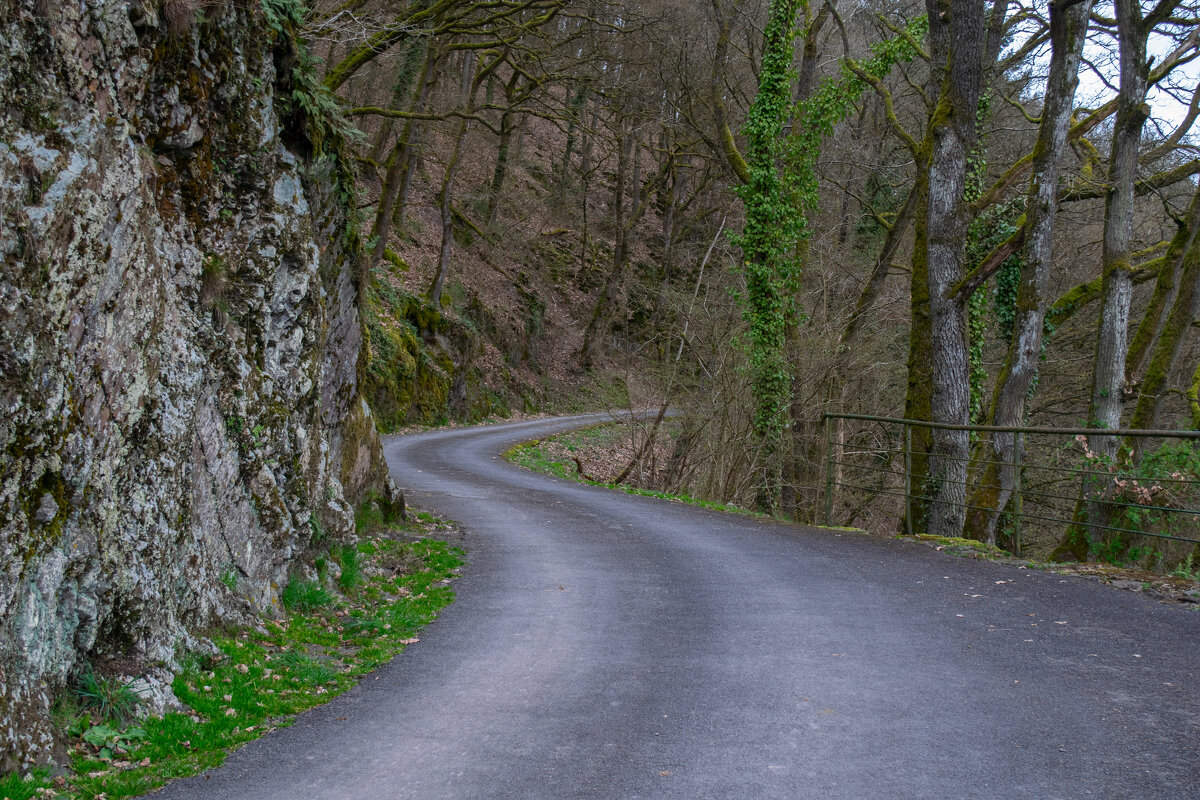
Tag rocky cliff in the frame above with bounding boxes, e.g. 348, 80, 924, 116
0, 0, 392, 770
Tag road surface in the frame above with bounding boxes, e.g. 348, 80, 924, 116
151, 414, 1200, 799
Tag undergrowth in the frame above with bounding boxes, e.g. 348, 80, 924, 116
505, 424, 762, 518
7, 521, 463, 800
72, 668, 142, 729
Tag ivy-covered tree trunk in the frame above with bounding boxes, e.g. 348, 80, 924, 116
780, 1, 829, 521
922, 0, 985, 539
733, 0, 805, 513
964, 0, 1093, 545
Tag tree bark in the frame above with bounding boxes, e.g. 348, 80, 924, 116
1087, 0, 1151, 451
581, 118, 633, 369
964, 0, 1093, 546
903, 172, 934, 531
1125, 186, 1200, 382
1189, 361, 1200, 429
1126, 186, 1200, 442
923, 0, 986, 539
368, 38, 427, 164
558, 85, 589, 195
370, 40, 441, 269
710, 0, 751, 185
430, 52, 480, 309
485, 113, 515, 226
484, 72, 524, 226
1057, 0, 1161, 562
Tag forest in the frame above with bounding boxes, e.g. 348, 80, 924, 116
302, 0, 1200, 568
2, 0, 1200, 785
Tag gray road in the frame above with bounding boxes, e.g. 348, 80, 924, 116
152, 414, 1200, 799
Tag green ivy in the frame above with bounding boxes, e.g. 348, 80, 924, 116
730, 0, 806, 502
967, 281, 989, 423
259, 0, 363, 159
961, 92, 1025, 423
731, 7, 928, 507
787, 15, 929, 211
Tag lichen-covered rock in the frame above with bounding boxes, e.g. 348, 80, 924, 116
0, 0, 391, 770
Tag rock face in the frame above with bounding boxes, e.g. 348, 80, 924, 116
0, 0, 392, 769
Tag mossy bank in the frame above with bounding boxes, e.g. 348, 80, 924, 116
0, 510, 463, 800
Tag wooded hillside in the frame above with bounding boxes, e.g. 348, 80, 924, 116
309, 0, 1200, 567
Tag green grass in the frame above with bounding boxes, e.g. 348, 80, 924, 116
0, 769, 50, 800
902, 534, 1009, 558
281, 579, 333, 611
504, 425, 763, 519
354, 492, 407, 535
7, 535, 463, 800
337, 546, 362, 593
73, 667, 142, 728
505, 439, 580, 481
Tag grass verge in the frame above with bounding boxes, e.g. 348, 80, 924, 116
504, 425, 764, 518
1, 515, 463, 800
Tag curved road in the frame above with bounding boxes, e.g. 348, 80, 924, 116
154, 414, 1200, 799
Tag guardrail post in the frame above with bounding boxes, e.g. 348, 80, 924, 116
824, 415, 835, 526
1012, 431, 1023, 557
904, 423, 913, 537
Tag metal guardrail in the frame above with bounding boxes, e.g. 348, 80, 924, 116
821, 413, 1200, 557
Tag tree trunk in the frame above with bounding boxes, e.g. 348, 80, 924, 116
923, 0, 985, 539
1125, 186, 1200, 382
581, 118, 632, 369
558, 85, 588, 195
903, 173, 934, 531
1189, 361, 1200, 429
429, 52, 479, 309
1057, 0, 1155, 561
370, 40, 440, 269
1088, 0, 1150, 448
1127, 189, 1200, 441
485, 110, 516, 226
368, 38, 427, 164
964, 0, 1093, 546
578, 106, 598, 287
485, 71, 525, 226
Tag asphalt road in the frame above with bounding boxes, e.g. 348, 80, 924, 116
151, 414, 1200, 800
